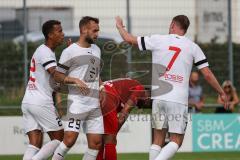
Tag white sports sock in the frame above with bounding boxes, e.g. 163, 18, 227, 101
23, 144, 40, 160
155, 142, 179, 160
149, 144, 161, 160
32, 139, 61, 160
82, 148, 99, 160
52, 142, 70, 160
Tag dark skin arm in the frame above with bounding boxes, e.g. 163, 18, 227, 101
47, 67, 89, 95
118, 99, 135, 131
55, 93, 64, 117
117, 88, 149, 130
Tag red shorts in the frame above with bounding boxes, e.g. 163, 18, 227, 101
101, 86, 121, 135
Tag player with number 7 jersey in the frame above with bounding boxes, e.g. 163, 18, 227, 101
115, 15, 228, 160
138, 34, 207, 105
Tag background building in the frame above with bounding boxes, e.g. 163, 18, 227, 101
0, 0, 239, 43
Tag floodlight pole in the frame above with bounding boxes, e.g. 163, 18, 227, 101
126, 0, 131, 34
126, 0, 132, 77
228, 0, 233, 84
23, 0, 28, 86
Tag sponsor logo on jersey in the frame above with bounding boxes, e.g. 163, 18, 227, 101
27, 83, 37, 90
160, 73, 184, 83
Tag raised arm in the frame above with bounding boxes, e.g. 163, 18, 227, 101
115, 16, 138, 45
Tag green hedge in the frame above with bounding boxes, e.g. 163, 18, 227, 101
0, 41, 239, 105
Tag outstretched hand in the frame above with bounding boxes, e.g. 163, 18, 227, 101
115, 16, 137, 45
74, 78, 90, 96
115, 16, 125, 29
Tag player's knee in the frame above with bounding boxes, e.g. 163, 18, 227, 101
152, 138, 165, 147
63, 138, 76, 148
63, 132, 78, 148
88, 138, 102, 150
29, 139, 42, 148
48, 130, 64, 141
153, 129, 167, 147
28, 136, 43, 148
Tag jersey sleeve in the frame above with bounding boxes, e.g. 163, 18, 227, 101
39, 50, 57, 70
56, 49, 71, 74
137, 34, 164, 51
193, 45, 209, 69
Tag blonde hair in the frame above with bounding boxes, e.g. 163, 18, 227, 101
222, 80, 236, 92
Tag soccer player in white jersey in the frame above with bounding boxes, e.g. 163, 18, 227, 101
21, 20, 65, 160
52, 16, 103, 160
115, 15, 228, 160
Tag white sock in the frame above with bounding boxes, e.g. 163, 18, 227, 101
32, 139, 61, 160
149, 144, 161, 160
155, 142, 179, 160
23, 144, 40, 160
52, 142, 70, 160
82, 148, 99, 160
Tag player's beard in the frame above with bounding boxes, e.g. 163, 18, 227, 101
86, 36, 95, 44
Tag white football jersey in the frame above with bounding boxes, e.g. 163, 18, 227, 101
22, 44, 57, 105
137, 34, 209, 105
57, 43, 101, 113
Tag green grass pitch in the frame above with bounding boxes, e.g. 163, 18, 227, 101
0, 152, 239, 160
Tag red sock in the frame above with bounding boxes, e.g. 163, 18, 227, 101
96, 147, 104, 160
105, 143, 117, 160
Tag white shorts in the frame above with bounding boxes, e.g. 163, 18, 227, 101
65, 107, 104, 134
21, 103, 63, 134
151, 100, 188, 134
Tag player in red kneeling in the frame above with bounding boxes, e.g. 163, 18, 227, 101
97, 78, 149, 160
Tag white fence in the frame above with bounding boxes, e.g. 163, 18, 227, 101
0, 115, 153, 155
1, 113, 239, 155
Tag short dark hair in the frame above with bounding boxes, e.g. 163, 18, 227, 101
172, 15, 190, 33
42, 20, 61, 39
79, 16, 99, 29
